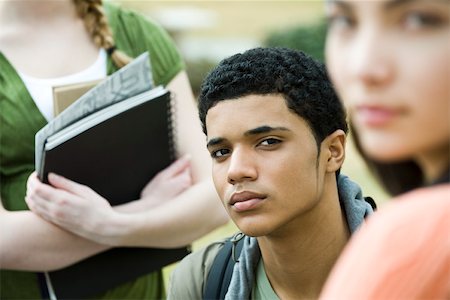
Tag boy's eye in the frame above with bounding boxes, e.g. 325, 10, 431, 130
211, 149, 230, 159
259, 138, 281, 146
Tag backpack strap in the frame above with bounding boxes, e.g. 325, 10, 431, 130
204, 233, 245, 300
364, 196, 377, 210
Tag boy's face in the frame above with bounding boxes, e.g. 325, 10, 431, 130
206, 94, 330, 237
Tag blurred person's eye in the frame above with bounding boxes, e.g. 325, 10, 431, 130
326, 3, 356, 30
326, 11, 356, 31
402, 10, 447, 30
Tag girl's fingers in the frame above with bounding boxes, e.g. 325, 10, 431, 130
27, 179, 58, 202
25, 194, 53, 221
164, 155, 191, 177
48, 173, 93, 197
165, 167, 193, 194
179, 167, 193, 186
26, 172, 40, 193
27, 178, 78, 212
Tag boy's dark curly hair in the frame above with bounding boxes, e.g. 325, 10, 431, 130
198, 47, 348, 147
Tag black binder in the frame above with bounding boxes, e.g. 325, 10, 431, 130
38, 87, 189, 299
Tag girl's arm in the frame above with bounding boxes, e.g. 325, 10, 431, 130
26, 70, 229, 248
0, 201, 108, 271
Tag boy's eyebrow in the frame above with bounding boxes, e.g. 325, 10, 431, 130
206, 125, 290, 149
244, 125, 290, 136
206, 137, 224, 148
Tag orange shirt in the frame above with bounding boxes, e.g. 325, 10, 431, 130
320, 184, 450, 300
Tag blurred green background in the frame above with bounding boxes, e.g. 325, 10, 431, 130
113, 0, 389, 287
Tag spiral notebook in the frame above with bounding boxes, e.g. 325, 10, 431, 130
39, 86, 189, 299
40, 86, 175, 204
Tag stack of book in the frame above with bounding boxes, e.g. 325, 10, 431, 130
35, 52, 189, 299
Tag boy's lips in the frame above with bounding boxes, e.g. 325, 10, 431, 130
229, 191, 267, 212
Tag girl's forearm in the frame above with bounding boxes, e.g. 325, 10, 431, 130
0, 208, 108, 271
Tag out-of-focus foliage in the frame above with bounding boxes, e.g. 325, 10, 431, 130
186, 19, 328, 98
185, 58, 216, 98
263, 19, 327, 62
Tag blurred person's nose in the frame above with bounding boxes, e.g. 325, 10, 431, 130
350, 25, 395, 89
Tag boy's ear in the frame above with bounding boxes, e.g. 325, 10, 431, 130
322, 130, 346, 173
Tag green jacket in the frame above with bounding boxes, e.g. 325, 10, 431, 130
0, 3, 184, 299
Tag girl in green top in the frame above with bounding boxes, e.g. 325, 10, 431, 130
0, 0, 228, 299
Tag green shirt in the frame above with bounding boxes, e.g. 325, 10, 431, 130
252, 258, 280, 300
0, 3, 184, 299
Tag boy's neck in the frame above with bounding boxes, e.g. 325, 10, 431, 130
257, 176, 350, 300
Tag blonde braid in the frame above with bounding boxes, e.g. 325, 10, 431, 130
73, 0, 132, 68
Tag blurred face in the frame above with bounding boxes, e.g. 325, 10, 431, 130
326, 0, 450, 179
205, 94, 330, 237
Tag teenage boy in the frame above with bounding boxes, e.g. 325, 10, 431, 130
168, 47, 374, 300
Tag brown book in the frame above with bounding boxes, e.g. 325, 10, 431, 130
52, 79, 103, 116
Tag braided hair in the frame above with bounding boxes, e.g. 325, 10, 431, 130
73, 0, 132, 68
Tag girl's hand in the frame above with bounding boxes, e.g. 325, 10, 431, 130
25, 156, 194, 244
26, 172, 118, 244
138, 155, 193, 209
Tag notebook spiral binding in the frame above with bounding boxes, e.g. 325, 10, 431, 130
167, 92, 177, 161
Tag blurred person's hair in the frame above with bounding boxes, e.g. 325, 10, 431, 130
198, 47, 347, 149
73, 0, 132, 68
